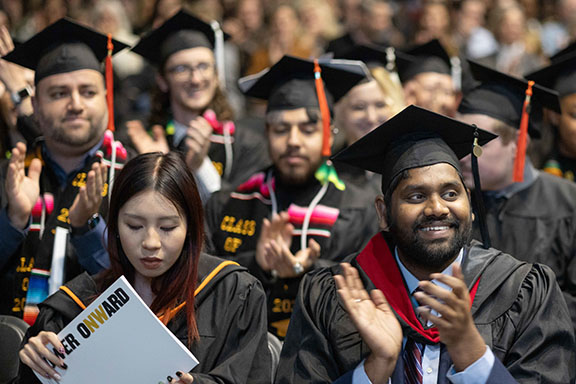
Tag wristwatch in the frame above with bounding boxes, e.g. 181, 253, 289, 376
71, 213, 101, 236
10, 85, 32, 106
293, 262, 304, 275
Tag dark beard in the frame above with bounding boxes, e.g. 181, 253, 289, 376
51, 122, 103, 147
390, 215, 472, 270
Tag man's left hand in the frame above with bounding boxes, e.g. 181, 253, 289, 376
414, 263, 486, 372
265, 238, 320, 278
69, 162, 108, 228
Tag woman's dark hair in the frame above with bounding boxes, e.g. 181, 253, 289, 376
102, 151, 203, 344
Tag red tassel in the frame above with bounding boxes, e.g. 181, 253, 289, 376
513, 80, 534, 182
105, 34, 115, 132
313, 60, 332, 157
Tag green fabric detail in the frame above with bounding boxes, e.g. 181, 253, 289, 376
315, 161, 346, 191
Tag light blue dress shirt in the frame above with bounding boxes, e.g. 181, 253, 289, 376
351, 248, 494, 383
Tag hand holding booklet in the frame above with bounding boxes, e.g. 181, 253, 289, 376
35, 276, 198, 384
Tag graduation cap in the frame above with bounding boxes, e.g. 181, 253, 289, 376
332, 104, 496, 191
333, 104, 497, 248
396, 39, 453, 83
3, 17, 129, 132
334, 44, 414, 87
3, 18, 128, 85
459, 60, 561, 182
131, 9, 229, 87
239, 55, 369, 157
335, 44, 413, 73
240, 55, 368, 110
525, 52, 576, 97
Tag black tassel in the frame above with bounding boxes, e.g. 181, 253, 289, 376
471, 126, 491, 249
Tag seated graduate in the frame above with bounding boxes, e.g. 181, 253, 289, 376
275, 105, 575, 383
396, 40, 459, 117
128, 10, 269, 202
18, 151, 271, 383
205, 55, 378, 339
0, 19, 130, 324
333, 44, 407, 193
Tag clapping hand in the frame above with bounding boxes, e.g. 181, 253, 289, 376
414, 263, 487, 372
68, 162, 108, 228
127, 120, 169, 154
184, 117, 212, 171
6, 142, 41, 229
255, 212, 293, 272
334, 263, 402, 384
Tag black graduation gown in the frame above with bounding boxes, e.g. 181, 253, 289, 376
116, 118, 270, 192
473, 172, 576, 330
18, 254, 272, 384
333, 161, 381, 197
204, 168, 378, 338
275, 235, 576, 383
0, 139, 126, 318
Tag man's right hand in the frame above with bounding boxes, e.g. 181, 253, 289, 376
127, 121, 169, 154
255, 212, 293, 272
6, 142, 41, 229
335, 263, 402, 384
184, 116, 213, 172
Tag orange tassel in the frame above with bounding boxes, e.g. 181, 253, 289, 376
313, 60, 332, 157
513, 80, 534, 182
105, 34, 115, 132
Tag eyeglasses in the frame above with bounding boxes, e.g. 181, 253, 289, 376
166, 62, 214, 80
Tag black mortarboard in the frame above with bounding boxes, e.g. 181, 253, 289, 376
3, 18, 128, 85
334, 44, 412, 72
131, 10, 229, 67
332, 104, 497, 192
459, 60, 561, 138
396, 39, 452, 83
239, 55, 368, 112
525, 52, 576, 97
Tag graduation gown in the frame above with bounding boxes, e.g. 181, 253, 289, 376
333, 161, 381, 197
205, 168, 378, 338
275, 233, 575, 384
0, 137, 126, 321
117, 117, 270, 192
474, 171, 576, 329
18, 254, 272, 384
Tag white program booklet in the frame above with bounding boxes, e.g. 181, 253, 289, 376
35, 276, 198, 384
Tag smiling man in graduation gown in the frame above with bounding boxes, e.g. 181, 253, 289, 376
130, 10, 269, 201
275, 105, 575, 383
0, 19, 129, 325
205, 56, 378, 339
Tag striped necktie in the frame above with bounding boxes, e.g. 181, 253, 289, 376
403, 337, 424, 384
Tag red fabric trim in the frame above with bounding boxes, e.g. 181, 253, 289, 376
356, 233, 481, 344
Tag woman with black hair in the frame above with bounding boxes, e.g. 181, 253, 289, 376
18, 151, 271, 383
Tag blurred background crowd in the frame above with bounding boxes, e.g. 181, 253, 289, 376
0, 0, 575, 159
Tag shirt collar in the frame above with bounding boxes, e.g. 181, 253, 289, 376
42, 138, 103, 186
484, 159, 538, 200
172, 119, 188, 148
394, 247, 463, 298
